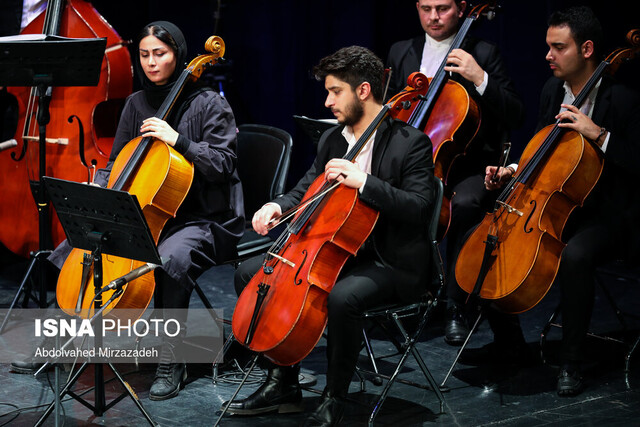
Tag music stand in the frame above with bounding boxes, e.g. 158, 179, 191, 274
0, 35, 106, 331
34, 177, 159, 426
293, 115, 337, 146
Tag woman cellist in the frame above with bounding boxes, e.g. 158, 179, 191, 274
461, 7, 640, 397
12, 21, 244, 402
224, 46, 435, 425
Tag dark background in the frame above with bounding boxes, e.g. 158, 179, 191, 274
16, 0, 640, 186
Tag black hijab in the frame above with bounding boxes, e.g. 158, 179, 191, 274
135, 21, 188, 110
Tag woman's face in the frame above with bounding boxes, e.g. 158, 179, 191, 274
139, 34, 177, 86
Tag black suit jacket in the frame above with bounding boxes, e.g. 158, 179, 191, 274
536, 77, 640, 255
386, 35, 524, 178
536, 76, 640, 230
273, 117, 435, 301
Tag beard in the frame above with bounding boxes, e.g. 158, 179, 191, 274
338, 96, 364, 127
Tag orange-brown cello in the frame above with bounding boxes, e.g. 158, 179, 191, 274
388, 2, 497, 239
55, 36, 226, 319
0, 0, 132, 257
231, 88, 425, 366
455, 30, 640, 314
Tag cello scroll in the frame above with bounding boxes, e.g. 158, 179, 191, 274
185, 36, 225, 80
605, 29, 640, 75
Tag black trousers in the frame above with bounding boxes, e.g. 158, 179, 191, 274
445, 174, 494, 307
235, 254, 399, 395
555, 216, 622, 362
486, 212, 624, 362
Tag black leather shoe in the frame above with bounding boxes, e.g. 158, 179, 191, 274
444, 306, 469, 346
557, 364, 583, 397
304, 392, 345, 427
223, 365, 302, 415
11, 334, 59, 374
149, 362, 187, 401
10, 359, 45, 374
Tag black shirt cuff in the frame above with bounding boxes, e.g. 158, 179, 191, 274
173, 134, 190, 155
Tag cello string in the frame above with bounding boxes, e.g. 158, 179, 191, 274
405, 4, 494, 139
407, 14, 473, 127
497, 60, 609, 205
266, 107, 391, 262
288, 107, 389, 236
267, 180, 342, 231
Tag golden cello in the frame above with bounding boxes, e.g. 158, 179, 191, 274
455, 30, 640, 314
56, 36, 226, 319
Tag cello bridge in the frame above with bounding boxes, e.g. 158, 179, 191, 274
496, 200, 523, 217
267, 252, 295, 268
23, 136, 69, 145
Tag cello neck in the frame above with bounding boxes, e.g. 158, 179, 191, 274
407, 2, 494, 129
154, 69, 192, 121
111, 69, 192, 191
570, 60, 608, 111
287, 105, 390, 236
343, 105, 390, 162
510, 60, 609, 191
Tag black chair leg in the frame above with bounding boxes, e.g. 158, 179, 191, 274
368, 313, 445, 426
625, 334, 640, 375
213, 331, 237, 382
361, 327, 383, 386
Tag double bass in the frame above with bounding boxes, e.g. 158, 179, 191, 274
454, 30, 640, 314
231, 89, 425, 366
56, 36, 226, 319
388, 2, 497, 238
0, 0, 132, 257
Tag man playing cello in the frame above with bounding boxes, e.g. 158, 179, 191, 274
386, 0, 524, 345
482, 6, 640, 396
224, 46, 435, 425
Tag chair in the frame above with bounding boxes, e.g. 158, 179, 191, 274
539, 260, 640, 383
229, 123, 293, 263
356, 175, 446, 425
193, 124, 292, 323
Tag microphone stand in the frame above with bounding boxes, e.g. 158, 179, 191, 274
34, 285, 124, 376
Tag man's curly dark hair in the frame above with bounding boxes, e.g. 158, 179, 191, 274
313, 46, 385, 103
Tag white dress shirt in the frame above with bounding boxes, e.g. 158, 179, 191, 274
420, 32, 488, 95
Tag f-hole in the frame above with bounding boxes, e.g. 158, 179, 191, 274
523, 200, 536, 233
294, 250, 308, 285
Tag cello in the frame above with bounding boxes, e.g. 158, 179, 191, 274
0, 0, 132, 258
231, 88, 426, 366
454, 30, 640, 314
55, 35, 226, 319
388, 1, 497, 238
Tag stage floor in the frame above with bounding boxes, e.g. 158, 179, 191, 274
0, 246, 639, 426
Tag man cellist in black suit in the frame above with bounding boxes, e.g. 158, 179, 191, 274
224, 46, 435, 425
386, 0, 524, 346
484, 6, 640, 396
